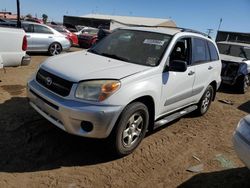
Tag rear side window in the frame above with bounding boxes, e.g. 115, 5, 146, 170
34, 25, 53, 34
22, 24, 34, 33
208, 42, 219, 61
192, 38, 210, 64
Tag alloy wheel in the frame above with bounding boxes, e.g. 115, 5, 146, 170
122, 112, 144, 148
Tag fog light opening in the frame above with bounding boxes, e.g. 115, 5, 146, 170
81, 121, 93, 132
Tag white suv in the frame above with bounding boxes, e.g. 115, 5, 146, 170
27, 27, 221, 156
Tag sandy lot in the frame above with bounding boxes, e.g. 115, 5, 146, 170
0, 48, 250, 188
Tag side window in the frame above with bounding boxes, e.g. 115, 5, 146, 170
192, 38, 210, 64
34, 25, 53, 34
208, 42, 219, 61
170, 38, 191, 65
22, 24, 34, 33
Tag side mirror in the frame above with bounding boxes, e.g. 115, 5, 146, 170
168, 60, 187, 72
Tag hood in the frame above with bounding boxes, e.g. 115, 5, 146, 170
41, 51, 151, 82
220, 54, 246, 63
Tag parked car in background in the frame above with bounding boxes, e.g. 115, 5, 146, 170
78, 28, 98, 48
24, 17, 43, 24
0, 26, 30, 67
217, 41, 250, 93
22, 22, 71, 55
74, 27, 96, 36
233, 115, 250, 169
48, 24, 78, 46
27, 27, 221, 156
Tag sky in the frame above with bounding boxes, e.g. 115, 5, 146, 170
1, 0, 250, 38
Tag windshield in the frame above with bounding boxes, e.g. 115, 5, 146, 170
88, 29, 172, 66
218, 43, 250, 60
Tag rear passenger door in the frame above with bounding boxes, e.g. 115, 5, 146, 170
191, 38, 218, 102
31, 25, 54, 51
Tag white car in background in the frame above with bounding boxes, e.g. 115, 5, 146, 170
74, 27, 98, 36
22, 22, 71, 56
0, 26, 30, 67
233, 115, 250, 169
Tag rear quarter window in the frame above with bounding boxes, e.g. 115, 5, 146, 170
208, 42, 219, 61
34, 25, 53, 34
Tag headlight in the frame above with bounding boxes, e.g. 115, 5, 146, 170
75, 80, 121, 101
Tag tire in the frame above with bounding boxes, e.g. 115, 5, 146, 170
48, 42, 62, 56
196, 85, 214, 116
236, 75, 249, 94
110, 102, 149, 156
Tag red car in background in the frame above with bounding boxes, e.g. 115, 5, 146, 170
49, 25, 78, 46
78, 28, 99, 48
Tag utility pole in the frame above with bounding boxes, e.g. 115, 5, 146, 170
217, 18, 223, 31
16, 0, 21, 28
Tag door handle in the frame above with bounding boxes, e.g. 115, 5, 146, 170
48, 36, 53, 38
208, 66, 213, 70
188, 71, 195, 76
26, 35, 31, 38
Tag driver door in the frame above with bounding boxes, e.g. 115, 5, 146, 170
159, 37, 196, 115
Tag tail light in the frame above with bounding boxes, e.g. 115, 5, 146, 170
22, 35, 28, 51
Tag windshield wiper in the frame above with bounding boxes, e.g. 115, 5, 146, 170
101, 53, 129, 62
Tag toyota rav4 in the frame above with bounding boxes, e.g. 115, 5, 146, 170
27, 27, 222, 156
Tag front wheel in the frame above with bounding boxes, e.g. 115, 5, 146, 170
110, 102, 149, 156
48, 42, 62, 56
237, 75, 249, 94
196, 85, 214, 116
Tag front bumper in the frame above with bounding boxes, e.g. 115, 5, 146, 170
27, 79, 123, 138
62, 40, 71, 51
233, 131, 250, 169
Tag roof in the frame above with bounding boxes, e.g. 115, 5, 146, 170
81, 14, 176, 27
217, 41, 250, 47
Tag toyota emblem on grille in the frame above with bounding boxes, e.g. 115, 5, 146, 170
46, 77, 53, 86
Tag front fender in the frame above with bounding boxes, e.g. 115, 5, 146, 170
106, 74, 162, 115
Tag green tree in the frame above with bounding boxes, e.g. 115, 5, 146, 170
42, 14, 48, 24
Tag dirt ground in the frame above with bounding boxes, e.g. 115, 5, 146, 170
0, 48, 250, 188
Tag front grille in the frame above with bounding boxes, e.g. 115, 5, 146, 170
221, 60, 239, 77
36, 69, 73, 97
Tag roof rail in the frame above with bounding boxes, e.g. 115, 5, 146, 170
115, 22, 211, 39
155, 26, 211, 39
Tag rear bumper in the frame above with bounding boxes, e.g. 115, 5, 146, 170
233, 131, 250, 169
21, 55, 31, 66
27, 79, 124, 138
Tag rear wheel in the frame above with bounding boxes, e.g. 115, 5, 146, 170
110, 102, 149, 156
196, 85, 214, 116
48, 42, 62, 56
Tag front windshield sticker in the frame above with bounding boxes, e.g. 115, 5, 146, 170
143, 39, 165, 46
146, 57, 158, 66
